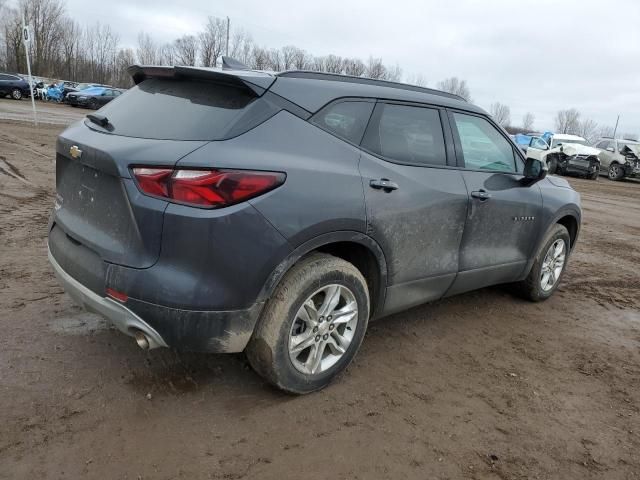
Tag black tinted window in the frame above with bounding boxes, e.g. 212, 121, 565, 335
94, 78, 258, 140
452, 113, 516, 172
362, 103, 447, 166
311, 101, 374, 144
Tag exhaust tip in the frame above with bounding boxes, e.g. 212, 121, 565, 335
134, 331, 150, 350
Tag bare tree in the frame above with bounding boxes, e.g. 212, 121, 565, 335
578, 118, 599, 143
554, 109, 581, 134
199, 16, 226, 67
385, 64, 402, 82
229, 29, 252, 66
250, 46, 269, 70
490, 102, 511, 127
291, 48, 310, 70
267, 48, 282, 71
522, 112, 535, 131
280, 45, 297, 70
173, 35, 197, 66
136, 32, 158, 65
311, 55, 325, 72
324, 54, 343, 73
342, 58, 366, 76
405, 73, 427, 87
436, 77, 471, 101
366, 57, 386, 79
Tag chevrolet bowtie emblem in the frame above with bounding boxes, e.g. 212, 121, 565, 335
70, 145, 82, 159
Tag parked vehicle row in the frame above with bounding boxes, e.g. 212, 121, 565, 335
523, 132, 639, 182
0, 71, 124, 109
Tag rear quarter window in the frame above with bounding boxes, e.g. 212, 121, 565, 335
311, 101, 374, 145
93, 78, 265, 141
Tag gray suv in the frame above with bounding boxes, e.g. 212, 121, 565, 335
48, 59, 582, 393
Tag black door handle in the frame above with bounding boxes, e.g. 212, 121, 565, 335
370, 179, 399, 192
471, 190, 491, 201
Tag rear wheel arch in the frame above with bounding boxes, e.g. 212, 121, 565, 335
259, 232, 387, 320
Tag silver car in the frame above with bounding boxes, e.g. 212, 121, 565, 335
594, 138, 640, 181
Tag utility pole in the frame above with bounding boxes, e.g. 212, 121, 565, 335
22, 16, 37, 127
612, 114, 620, 139
226, 17, 230, 56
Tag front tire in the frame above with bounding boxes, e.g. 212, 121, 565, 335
11, 88, 22, 100
88, 99, 98, 110
547, 156, 558, 175
246, 253, 370, 394
515, 224, 570, 302
608, 164, 625, 181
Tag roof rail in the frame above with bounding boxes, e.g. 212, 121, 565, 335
277, 70, 467, 102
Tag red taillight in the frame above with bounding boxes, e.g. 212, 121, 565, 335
106, 288, 128, 303
132, 167, 285, 208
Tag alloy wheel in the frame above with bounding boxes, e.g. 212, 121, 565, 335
288, 284, 358, 375
540, 239, 566, 292
609, 165, 620, 179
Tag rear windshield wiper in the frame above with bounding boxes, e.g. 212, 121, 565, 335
86, 113, 111, 129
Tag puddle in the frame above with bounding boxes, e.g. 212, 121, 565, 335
50, 312, 108, 335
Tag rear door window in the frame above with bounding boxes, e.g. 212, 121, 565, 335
451, 113, 516, 172
311, 101, 374, 145
362, 103, 447, 166
94, 78, 259, 141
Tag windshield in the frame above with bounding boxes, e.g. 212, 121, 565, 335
552, 138, 587, 148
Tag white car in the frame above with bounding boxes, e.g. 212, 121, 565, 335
526, 134, 601, 180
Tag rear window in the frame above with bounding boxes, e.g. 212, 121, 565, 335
94, 78, 259, 141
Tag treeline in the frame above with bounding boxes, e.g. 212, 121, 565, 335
0, 0, 408, 88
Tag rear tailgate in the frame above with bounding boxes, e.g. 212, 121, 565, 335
55, 124, 207, 268
52, 68, 278, 270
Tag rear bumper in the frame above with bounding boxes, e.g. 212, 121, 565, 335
48, 246, 263, 353
48, 247, 167, 349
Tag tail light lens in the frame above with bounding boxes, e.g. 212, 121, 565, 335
131, 167, 285, 208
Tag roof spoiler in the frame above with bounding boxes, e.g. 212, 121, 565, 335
127, 63, 275, 96
221, 56, 250, 71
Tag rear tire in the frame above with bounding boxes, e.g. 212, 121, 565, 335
246, 253, 370, 394
11, 88, 22, 100
514, 224, 570, 302
608, 163, 625, 181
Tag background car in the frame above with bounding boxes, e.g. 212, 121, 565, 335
594, 137, 640, 181
0, 72, 30, 100
526, 133, 601, 179
65, 86, 123, 109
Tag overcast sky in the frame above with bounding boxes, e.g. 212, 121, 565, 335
63, 0, 640, 134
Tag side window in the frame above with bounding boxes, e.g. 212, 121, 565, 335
362, 103, 447, 166
597, 140, 612, 150
113, 90, 121, 96
452, 113, 516, 172
530, 137, 549, 150
311, 101, 374, 145
0, 74, 9, 80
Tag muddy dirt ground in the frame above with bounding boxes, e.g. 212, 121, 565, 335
1, 111, 639, 479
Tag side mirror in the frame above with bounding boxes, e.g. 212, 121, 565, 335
606, 147, 614, 152
523, 157, 548, 184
